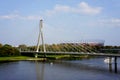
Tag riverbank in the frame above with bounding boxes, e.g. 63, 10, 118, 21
0, 56, 45, 62
0, 55, 91, 62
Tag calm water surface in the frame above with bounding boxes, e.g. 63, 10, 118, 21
0, 58, 120, 80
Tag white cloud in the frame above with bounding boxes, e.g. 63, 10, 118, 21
81, 18, 120, 27
88, 18, 120, 27
46, 5, 71, 16
96, 18, 120, 27
22, 15, 42, 20
46, 2, 102, 16
54, 5, 71, 12
78, 2, 102, 15
0, 14, 19, 19
0, 14, 42, 20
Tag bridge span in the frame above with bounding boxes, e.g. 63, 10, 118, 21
21, 51, 120, 57
21, 51, 120, 73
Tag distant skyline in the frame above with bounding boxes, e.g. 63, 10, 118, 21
0, 0, 120, 46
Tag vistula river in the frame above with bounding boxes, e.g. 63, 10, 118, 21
0, 58, 120, 80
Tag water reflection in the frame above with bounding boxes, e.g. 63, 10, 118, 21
108, 62, 118, 73
109, 63, 112, 72
33, 58, 120, 80
106, 57, 118, 73
60, 58, 120, 74
35, 61, 45, 80
114, 63, 117, 73
0, 58, 120, 80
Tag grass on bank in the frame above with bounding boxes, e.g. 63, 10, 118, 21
0, 56, 44, 61
0, 55, 70, 61
0, 55, 91, 61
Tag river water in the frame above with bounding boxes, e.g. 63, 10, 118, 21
0, 58, 120, 80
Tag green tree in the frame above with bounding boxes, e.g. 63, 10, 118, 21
18, 44, 27, 51
0, 43, 2, 48
0, 44, 20, 57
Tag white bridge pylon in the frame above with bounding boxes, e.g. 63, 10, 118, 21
36, 19, 46, 53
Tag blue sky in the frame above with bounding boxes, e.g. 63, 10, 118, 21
0, 0, 120, 46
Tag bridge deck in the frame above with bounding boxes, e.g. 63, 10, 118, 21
20, 51, 120, 57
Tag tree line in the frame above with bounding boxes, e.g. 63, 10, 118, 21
0, 43, 20, 57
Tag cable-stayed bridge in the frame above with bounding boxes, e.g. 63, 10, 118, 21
20, 19, 120, 73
